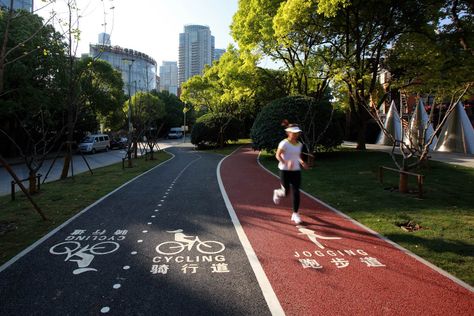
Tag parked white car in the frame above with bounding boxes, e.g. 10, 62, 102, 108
167, 127, 183, 139
78, 134, 110, 154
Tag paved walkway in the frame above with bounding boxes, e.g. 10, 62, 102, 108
0, 144, 472, 315
0, 139, 183, 197
219, 146, 473, 315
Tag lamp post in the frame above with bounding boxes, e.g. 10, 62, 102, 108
183, 102, 188, 143
122, 58, 134, 167
122, 58, 135, 132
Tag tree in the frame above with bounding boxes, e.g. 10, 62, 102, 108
191, 113, 241, 148
152, 90, 191, 136
231, 0, 333, 97
181, 46, 288, 140
251, 95, 343, 153
374, 3, 474, 193
321, 0, 439, 149
78, 57, 127, 131
0, 7, 68, 194
56, 0, 116, 178
124, 91, 165, 160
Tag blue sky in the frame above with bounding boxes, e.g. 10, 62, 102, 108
36, 0, 239, 66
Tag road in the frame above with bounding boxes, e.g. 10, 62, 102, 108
0, 145, 271, 315
0, 138, 185, 197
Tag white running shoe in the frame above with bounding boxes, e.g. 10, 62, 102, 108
273, 190, 280, 205
291, 212, 302, 224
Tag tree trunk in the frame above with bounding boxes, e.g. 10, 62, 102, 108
399, 172, 408, 193
133, 137, 138, 158
127, 149, 133, 168
28, 171, 37, 194
60, 141, 72, 179
356, 119, 367, 150
148, 144, 154, 160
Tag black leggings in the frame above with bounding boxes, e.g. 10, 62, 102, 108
280, 170, 301, 212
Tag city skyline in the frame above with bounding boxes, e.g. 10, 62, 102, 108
35, 0, 238, 68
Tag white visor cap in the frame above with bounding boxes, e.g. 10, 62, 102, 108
285, 126, 302, 133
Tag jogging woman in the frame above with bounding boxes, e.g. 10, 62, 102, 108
273, 124, 308, 224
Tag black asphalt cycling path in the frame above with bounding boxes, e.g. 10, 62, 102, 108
0, 146, 270, 315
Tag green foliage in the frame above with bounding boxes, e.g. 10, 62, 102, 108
250, 95, 343, 152
191, 113, 241, 147
232, 0, 333, 97
79, 57, 126, 116
181, 46, 288, 137
0, 10, 67, 115
386, 29, 474, 98
124, 91, 166, 132
181, 45, 259, 113
0, 9, 68, 156
152, 90, 188, 133
78, 57, 126, 132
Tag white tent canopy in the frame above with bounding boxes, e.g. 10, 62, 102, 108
376, 100, 402, 145
406, 99, 438, 151
435, 102, 474, 154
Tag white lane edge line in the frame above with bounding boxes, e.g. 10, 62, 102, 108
0, 151, 176, 273
256, 151, 474, 293
217, 148, 285, 316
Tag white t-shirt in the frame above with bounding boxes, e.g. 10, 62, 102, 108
277, 139, 303, 170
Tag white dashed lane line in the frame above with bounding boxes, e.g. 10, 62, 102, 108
100, 153, 203, 314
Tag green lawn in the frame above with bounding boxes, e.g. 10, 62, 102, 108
260, 148, 474, 286
0, 151, 171, 265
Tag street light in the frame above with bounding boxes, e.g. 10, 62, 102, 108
122, 58, 134, 167
122, 58, 135, 133
183, 102, 189, 143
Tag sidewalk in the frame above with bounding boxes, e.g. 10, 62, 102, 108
0, 139, 183, 197
343, 141, 474, 168
219, 146, 474, 315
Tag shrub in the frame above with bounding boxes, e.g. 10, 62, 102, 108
250, 95, 343, 152
191, 112, 241, 147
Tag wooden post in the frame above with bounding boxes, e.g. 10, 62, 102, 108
417, 175, 424, 198
11, 180, 15, 201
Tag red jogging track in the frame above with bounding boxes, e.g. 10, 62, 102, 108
220, 146, 474, 316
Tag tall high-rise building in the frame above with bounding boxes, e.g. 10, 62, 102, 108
214, 48, 226, 62
0, 0, 33, 12
178, 24, 215, 86
159, 61, 178, 96
98, 33, 111, 46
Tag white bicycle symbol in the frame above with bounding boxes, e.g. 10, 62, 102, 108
49, 241, 120, 274
156, 230, 225, 255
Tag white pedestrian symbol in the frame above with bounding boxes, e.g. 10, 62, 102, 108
297, 226, 342, 249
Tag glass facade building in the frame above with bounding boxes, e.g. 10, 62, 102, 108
214, 48, 226, 61
159, 61, 178, 96
90, 43, 157, 96
179, 24, 215, 86
0, 0, 33, 12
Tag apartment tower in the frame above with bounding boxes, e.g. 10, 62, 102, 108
178, 24, 215, 86
159, 61, 178, 95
